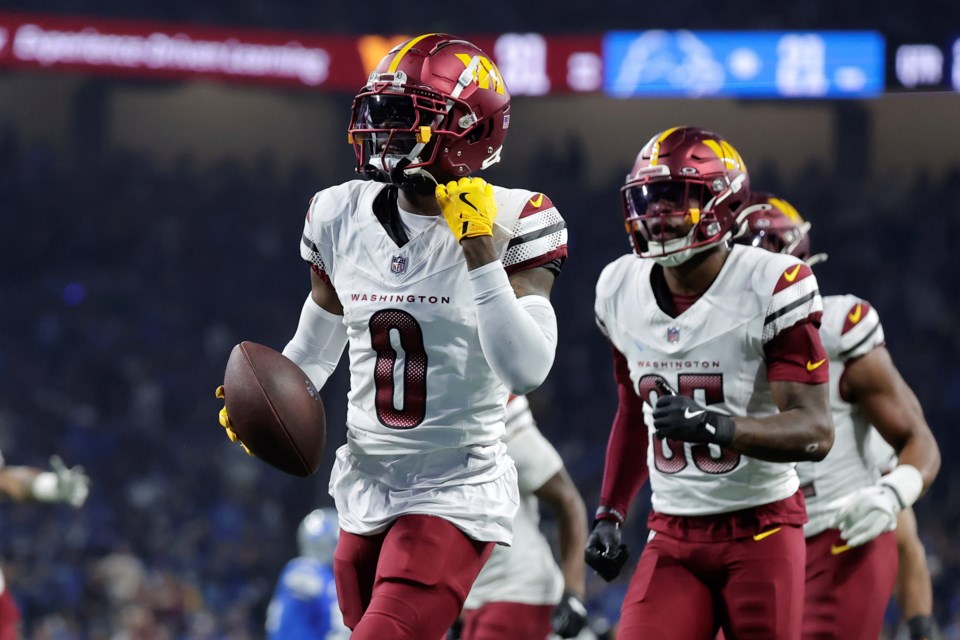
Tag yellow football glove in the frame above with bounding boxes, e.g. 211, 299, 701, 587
436, 177, 497, 242
215, 385, 254, 457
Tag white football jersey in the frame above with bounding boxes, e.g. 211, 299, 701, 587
595, 244, 823, 516
465, 396, 565, 608
300, 178, 565, 477
798, 295, 888, 537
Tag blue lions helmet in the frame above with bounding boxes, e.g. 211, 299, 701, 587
297, 508, 340, 563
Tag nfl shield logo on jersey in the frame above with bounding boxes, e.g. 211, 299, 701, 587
391, 255, 407, 275
667, 326, 680, 343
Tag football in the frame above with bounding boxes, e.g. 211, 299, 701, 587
221, 341, 326, 477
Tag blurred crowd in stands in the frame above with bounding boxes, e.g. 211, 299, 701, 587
0, 111, 958, 640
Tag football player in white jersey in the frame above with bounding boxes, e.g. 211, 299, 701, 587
585, 127, 835, 640
736, 193, 940, 640
461, 395, 588, 640
217, 34, 567, 640
0, 451, 89, 636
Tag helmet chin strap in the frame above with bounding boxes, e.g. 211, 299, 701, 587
646, 232, 726, 267
399, 166, 440, 196
649, 243, 714, 267
383, 157, 439, 196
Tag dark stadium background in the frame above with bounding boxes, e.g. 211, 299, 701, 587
0, 1, 958, 637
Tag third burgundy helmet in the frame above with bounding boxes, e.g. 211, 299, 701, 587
736, 192, 827, 265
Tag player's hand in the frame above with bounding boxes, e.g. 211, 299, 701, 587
833, 484, 900, 547
32, 455, 90, 507
552, 592, 588, 638
584, 520, 629, 582
215, 385, 254, 457
435, 177, 497, 242
652, 395, 735, 446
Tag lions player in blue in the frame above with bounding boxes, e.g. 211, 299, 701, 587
266, 508, 349, 640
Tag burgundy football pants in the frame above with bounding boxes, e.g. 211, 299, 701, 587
462, 601, 554, 640
0, 587, 19, 640
802, 528, 897, 640
619, 525, 806, 639
334, 514, 494, 640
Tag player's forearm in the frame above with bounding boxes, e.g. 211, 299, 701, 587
555, 489, 588, 598
893, 430, 940, 491
0, 467, 42, 502
468, 262, 557, 395
897, 537, 934, 618
730, 408, 833, 462
598, 386, 650, 518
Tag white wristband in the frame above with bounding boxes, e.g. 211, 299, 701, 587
282, 295, 348, 390
879, 464, 924, 510
31, 472, 60, 502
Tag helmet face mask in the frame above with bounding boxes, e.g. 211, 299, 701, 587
350, 90, 445, 178
621, 126, 749, 265
746, 223, 802, 254
348, 34, 511, 190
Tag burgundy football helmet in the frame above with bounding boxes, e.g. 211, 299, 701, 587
348, 33, 511, 190
737, 192, 828, 265
621, 126, 750, 266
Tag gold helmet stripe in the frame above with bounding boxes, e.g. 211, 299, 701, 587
769, 197, 805, 224
388, 33, 439, 73
702, 139, 747, 172
649, 126, 681, 166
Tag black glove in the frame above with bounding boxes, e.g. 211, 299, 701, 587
552, 591, 588, 638
652, 394, 735, 446
584, 519, 629, 582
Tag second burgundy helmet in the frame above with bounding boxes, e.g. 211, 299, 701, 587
622, 126, 751, 266
348, 33, 511, 191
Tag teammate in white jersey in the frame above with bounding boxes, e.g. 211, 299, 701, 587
585, 127, 834, 640
737, 193, 940, 640
217, 34, 567, 640
461, 395, 589, 640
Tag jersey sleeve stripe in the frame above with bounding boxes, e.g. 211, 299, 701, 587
301, 232, 330, 280
762, 290, 822, 344
302, 233, 319, 253
838, 322, 883, 360
507, 220, 566, 249
503, 228, 567, 267
763, 290, 818, 325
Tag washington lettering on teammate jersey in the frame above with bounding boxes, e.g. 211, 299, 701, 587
595, 244, 828, 517
798, 294, 887, 536
300, 180, 566, 542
